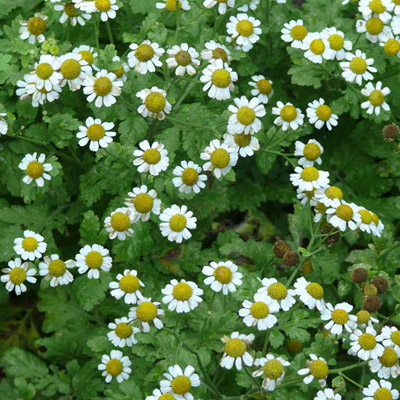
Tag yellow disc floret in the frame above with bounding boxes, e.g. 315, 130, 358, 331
48, 259, 67, 277
210, 148, 230, 169
78, 50, 94, 65
331, 309, 349, 325
133, 193, 154, 213
224, 338, 246, 357
328, 34, 345, 51
106, 359, 123, 376
27, 16, 46, 35
257, 79, 272, 95
64, 3, 78, 17
172, 282, 192, 300
356, 310, 371, 324
391, 331, 400, 346
280, 105, 297, 122
309, 360, 328, 379
136, 302, 158, 322
61, 59, 81, 80
181, 168, 198, 186
366, 17, 384, 35
303, 143, 321, 161
290, 25, 308, 41
212, 47, 228, 62
85, 251, 103, 269
175, 51, 192, 66
358, 333, 377, 350
316, 105, 332, 121
142, 148, 161, 164
236, 20, 254, 37
169, 214, 187, 232
306, 282, 324, 299
325, 186, 343, 200
267, 282, 288, 300
159, 395, 175, 400
93, 77, 112, 96
26, 161, 44, 179
95, 0, 111, 12
250, 301, 269, 319
384, 39, 400, 56
211, 69, 231, 88
237, 106, 256, 125
135, 44, 155, 62
165, 0, 182, 11
9, 267, 27, 285
373, 388, 393, 400
213, 266, 232, 284
263, 359, 284, 380
369, 90, 385, 106
369, 0, 385, 13
301, 166, 319, 182
115, 322, 133, 338
86, 124, 106, 141
350, 57, 367, 74
119, 274, 140, 293
310, 39, 325, 55
234, 133, 251, 147
171, 376, 191, 395
36, 63, 53, 80
110, 212, 130, 232
379, 347, 398, 367
22, 237, 38, 251
359, 209, 373, 224
145, 92, 166, 113
336, 204, 353, 221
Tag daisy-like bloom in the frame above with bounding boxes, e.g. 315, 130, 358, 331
320, 302, 357, 335
361, 81, 390, 115
226, 14, 262, 52
109, 269, 144, 304
15, 77, 62, 107
326, 199, 361, 232
290, 166, 330, 192
77, 117, 116, 152
39, 254, 75, 287
238, 0, 260, 11
356, 16, 391, 43
201, 41, 232, 63
1, 258, 36, 296
75, 244, 112, 279
297, 188, 318, 206
281, 19, 309, 49
294, 277, 326, 311
109, 56, 129, 83
314, 201, 328, 223
127, 40, 164, 74
19, 13, 47, 44
228, 96, 266, 134
356, 310, 379, 328
200, 59, 238, 100
323, 27, 352, 60
223, 132, 260, 157
98, 350, 131, 383
252, 355, 290, 391
256, 278, 296, 311
161, 279, 203, 313
58, 52, 91, 91
302, 32, 333, 64
200, 139, 238, 178
166, 44, 200, 76
18, 153, 53, 187
389, 0, 400, 14
30, 55, 62, 92
128, 297, 164, 332
348, 327, 384, 360
380, 33, 400, 56
249, 75, 273, 104
104, 207, 134, 240
340, 50, 377, 85
357, 207, 376, 234
156, 0, 191, 11
203, 0, 235, 14
294, 139, 324, 167
369, 347, 400, 379
359, 0, 392, 22
220, 332, 254, 370
137, 87, 171, 120
306, 99, 338, 130
314, 388, 342, 400
272, 101, 304, 131
72, 45, 97, 66
362, 379, 399, 400
53, 2, 91, 26
133, 140, 169, 175
298, 354, 329, 387
124, 185, 161, 222
160, 365, 200, 400
82, 70, 122, 107
172, 161, 207, 194
0, 113, 8, 135
239, 292, 279, 330
314, 185, 344, 207
145, 389, 176, 400
371, 212, 384, 237
159, 205, 197, 243
107, 317, 139, 348
88, 0, 119, 21
381, 326, 400, 356
202, 260, 242, 295
14, 230, 47, 261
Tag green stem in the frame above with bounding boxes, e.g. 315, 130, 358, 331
197, 292, 216, 349
94, 16, 101, 68
243, 365, 262, 390
340, 372, 364, 389
329, 360, 368, 374
262, 330, 270, 355
265, 149, 297, 168
106, 20, 114, 45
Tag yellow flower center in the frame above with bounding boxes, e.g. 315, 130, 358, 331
27, 16, 46, 35
142, 148, 161, 164
236, 20, 254, 37
22, 237, 38, 251
110, 212, 130, 232
48, 259, 67, 277
181, 168, 198, 186
369, 0, 385, 13
210, 148, 230, 169
331, 309, 349, 325
306, 282, 324, 299
113, 65, 125, 79
290, 25, 308, 40
133, 193, 154, 213
369, 90, 385, 106
371, 212, 380, 226
325, 186, 343, 200
316, 202, 326, 214
78, 50, 94, 65
26, 161, 44, 179
136, 302, 158, 322
336, 204, 353, 221
309, 360, 328, 379
300, 166, 319, 182
384, 39, 400, 55
391, 331, 400, 346
165, 0, 182, 11
85, 251, 103, 269
213, 266, 232, 284
356, 310, 371, 324
172, 282, 192, 300
159, 395, 175, 400
175, 50, 192, 66
86, 124, 105, 141
359, 333, 377, 350
211, 69, 231, 88
36, 63, 53, 80
310, 39, 325, 55
115, 322, 133, 338
169, 214, 187, 232
234, 133, 251, 147
263, 359, 284, 380
224, 338, 246, 357
366, 17, 384, 35
95, 0, 111, 12
93, 77, 112, 96
250, 301, 269, 319
359, 209, 373, 224
280, 104, 297, 122
212, 47, 228, 62
328, 34, 345, 51
135, 43, 155, 62
145, 92, 166, 113
379, 347, 398, 367
106, 359, 123, 376
61, 59, 81, 80
393, 0, 400, 4
171, 376, 191, 395
257, 79, 272, 95
374, 388, 393, 400
316, 104, 332, 121
237, 106, 256, 125
119, 274, 140, 293
64, 3, 78, 17
267, 282, 288, 300
9, 267, 27, 285
303, 143, 321, 161
350, 57, 367, 74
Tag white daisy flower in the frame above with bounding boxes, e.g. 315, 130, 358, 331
326, 199, 361, 232
306, 98, 339, 130
133, 140, 169, 175
302, 32, 333, 64
294, 139, 324, 167
75, 244, 112, 279
159, 205, 197, 243
107, 317, 139, 348
339, 50, 377, 85
88, 0, 119, 21
290, 166, 330, 192
202, 260, 242, 295
322, 27, 353, 60
172, 161, 207, 194
14, 230, 47, 261
389, 0, 400, 15
203, 0, 235, 14
371, 212, 385, 237
294, 277, 326, 311
39, 254, 75, 287
272, 101, 304, 131
256, 278, 296, 311
357, 208, 376, 234
82, 70, 122, 107
223, 132, 260, 157
109, 269, 144, 304
76, 117, 116, 152
128, 297, 164, 332
361, 81, 390, 115
72, 45, 98, 66
128, 40, 164, 74
19, 13, 47, 44
298, 354, 329, 387
53, 2, 91, 26
320, 302, 357, 335
0, 113, 8, 135
201, 41, 232, 63
252, 355, 290, 391
137, 87, 171, 120
18, 152, 53, 187
1, 258, 36, 296
381, 326, 400, 356
98, 350, 131, 383
156, 0, 191, 11
297, 188, 318, 206
314, 201, 328, 223
200, 59, 238, 100
160, 365, 200, 400
281, 19, 309, 49
249, 75, 273, 104
314, 186, 343, 208
59, 52, 92, 91
359, 0, 392, 22
362, 379, 399, 400
161, 279, 203, 313
356, 310, 379, 328
124, 185, 161, 222
226, 14, 262, 52
220, 332, 254, 370
238, 0, 260, 11
166, 43, 200, 76
109, 56, 129, 83
380, 33, 400, 56
228, 96, 266, 134
30, 55, 62, 92
348, 327, 384, 360
369, 347, 400, 379
200, 139, 238, 178
145, 389, 175, 400
314, 388, 342, 400
104, 207, 134, 240
356, 16, 391, 43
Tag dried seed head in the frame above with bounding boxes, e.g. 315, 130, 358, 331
283, 251, 299, 267
382, 123, 399, 142
273, 240, 290, 258
371, 276, 388, 294
351, 267, 368, 284
362, 294, 382, 313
